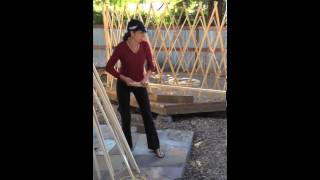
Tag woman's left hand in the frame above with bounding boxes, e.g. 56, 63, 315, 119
140, 76, 149, 85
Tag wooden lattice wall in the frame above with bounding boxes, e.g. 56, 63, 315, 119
102, 1, 227, 90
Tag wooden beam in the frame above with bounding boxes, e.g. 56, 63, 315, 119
163, 101, 226, 115
106, 90, 167, 115
105, 82, 226, 116
150, 94, 193, 103
148, 82, 226, 93
107, 91, 225, 115
106, 89, 194, 104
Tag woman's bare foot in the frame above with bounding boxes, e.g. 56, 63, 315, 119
154, 148, 165, 158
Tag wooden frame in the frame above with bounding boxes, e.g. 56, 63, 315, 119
93, 64, 142, 179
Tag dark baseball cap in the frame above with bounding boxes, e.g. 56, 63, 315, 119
127, 19, 147, 32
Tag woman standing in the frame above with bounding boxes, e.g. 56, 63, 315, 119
105, 19, 165, 158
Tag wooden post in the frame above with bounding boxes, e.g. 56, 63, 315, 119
93, 147, 101, 180
93, 110, 115, 180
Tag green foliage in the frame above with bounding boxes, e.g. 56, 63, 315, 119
93, 11, 103, 25
93, 0, 226, 25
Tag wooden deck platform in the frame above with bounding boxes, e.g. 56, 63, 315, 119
106, 81, 226, 116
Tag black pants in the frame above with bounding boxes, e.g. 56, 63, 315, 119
116, 79, 160, 150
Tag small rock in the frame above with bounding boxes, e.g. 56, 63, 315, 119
194, 141, 203, 148
156, 115, 173, 123
196, 160, 202, 167
191, 161, 196, 167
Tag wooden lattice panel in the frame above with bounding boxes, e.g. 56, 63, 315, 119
102, 2, 227, 91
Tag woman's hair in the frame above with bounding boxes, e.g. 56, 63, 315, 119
123, 19, 147, 41
123, 31, 131, 41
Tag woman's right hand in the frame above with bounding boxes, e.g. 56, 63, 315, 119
120, 75, 135, 85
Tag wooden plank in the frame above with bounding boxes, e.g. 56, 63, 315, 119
106, 90, 225, 115
109, 94, 225, 115
107, 89, 193, 103
127, 82, 149, 87
150, 94, 193, 103
163, 101, 226, 115
107, 90, 167, 115
149, 83, 226, 93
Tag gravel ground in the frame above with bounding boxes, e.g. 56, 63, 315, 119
109, 104, 227, 180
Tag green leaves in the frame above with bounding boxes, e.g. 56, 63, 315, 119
93, 0, 226, 25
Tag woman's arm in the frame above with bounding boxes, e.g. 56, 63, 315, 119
105, 46, 121, 79
144, 69, 152, 79
141, 40, 156, 84
105, 45, 135, 84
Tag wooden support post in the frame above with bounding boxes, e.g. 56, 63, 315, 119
93, 148, 101, 180
93, 110, 115, 180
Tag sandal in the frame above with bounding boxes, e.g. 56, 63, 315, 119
154, 148, 165, 158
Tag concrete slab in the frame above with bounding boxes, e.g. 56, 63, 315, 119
94, 125, 194, 180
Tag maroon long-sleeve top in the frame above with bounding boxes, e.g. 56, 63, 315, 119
105, 40, 156, 82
